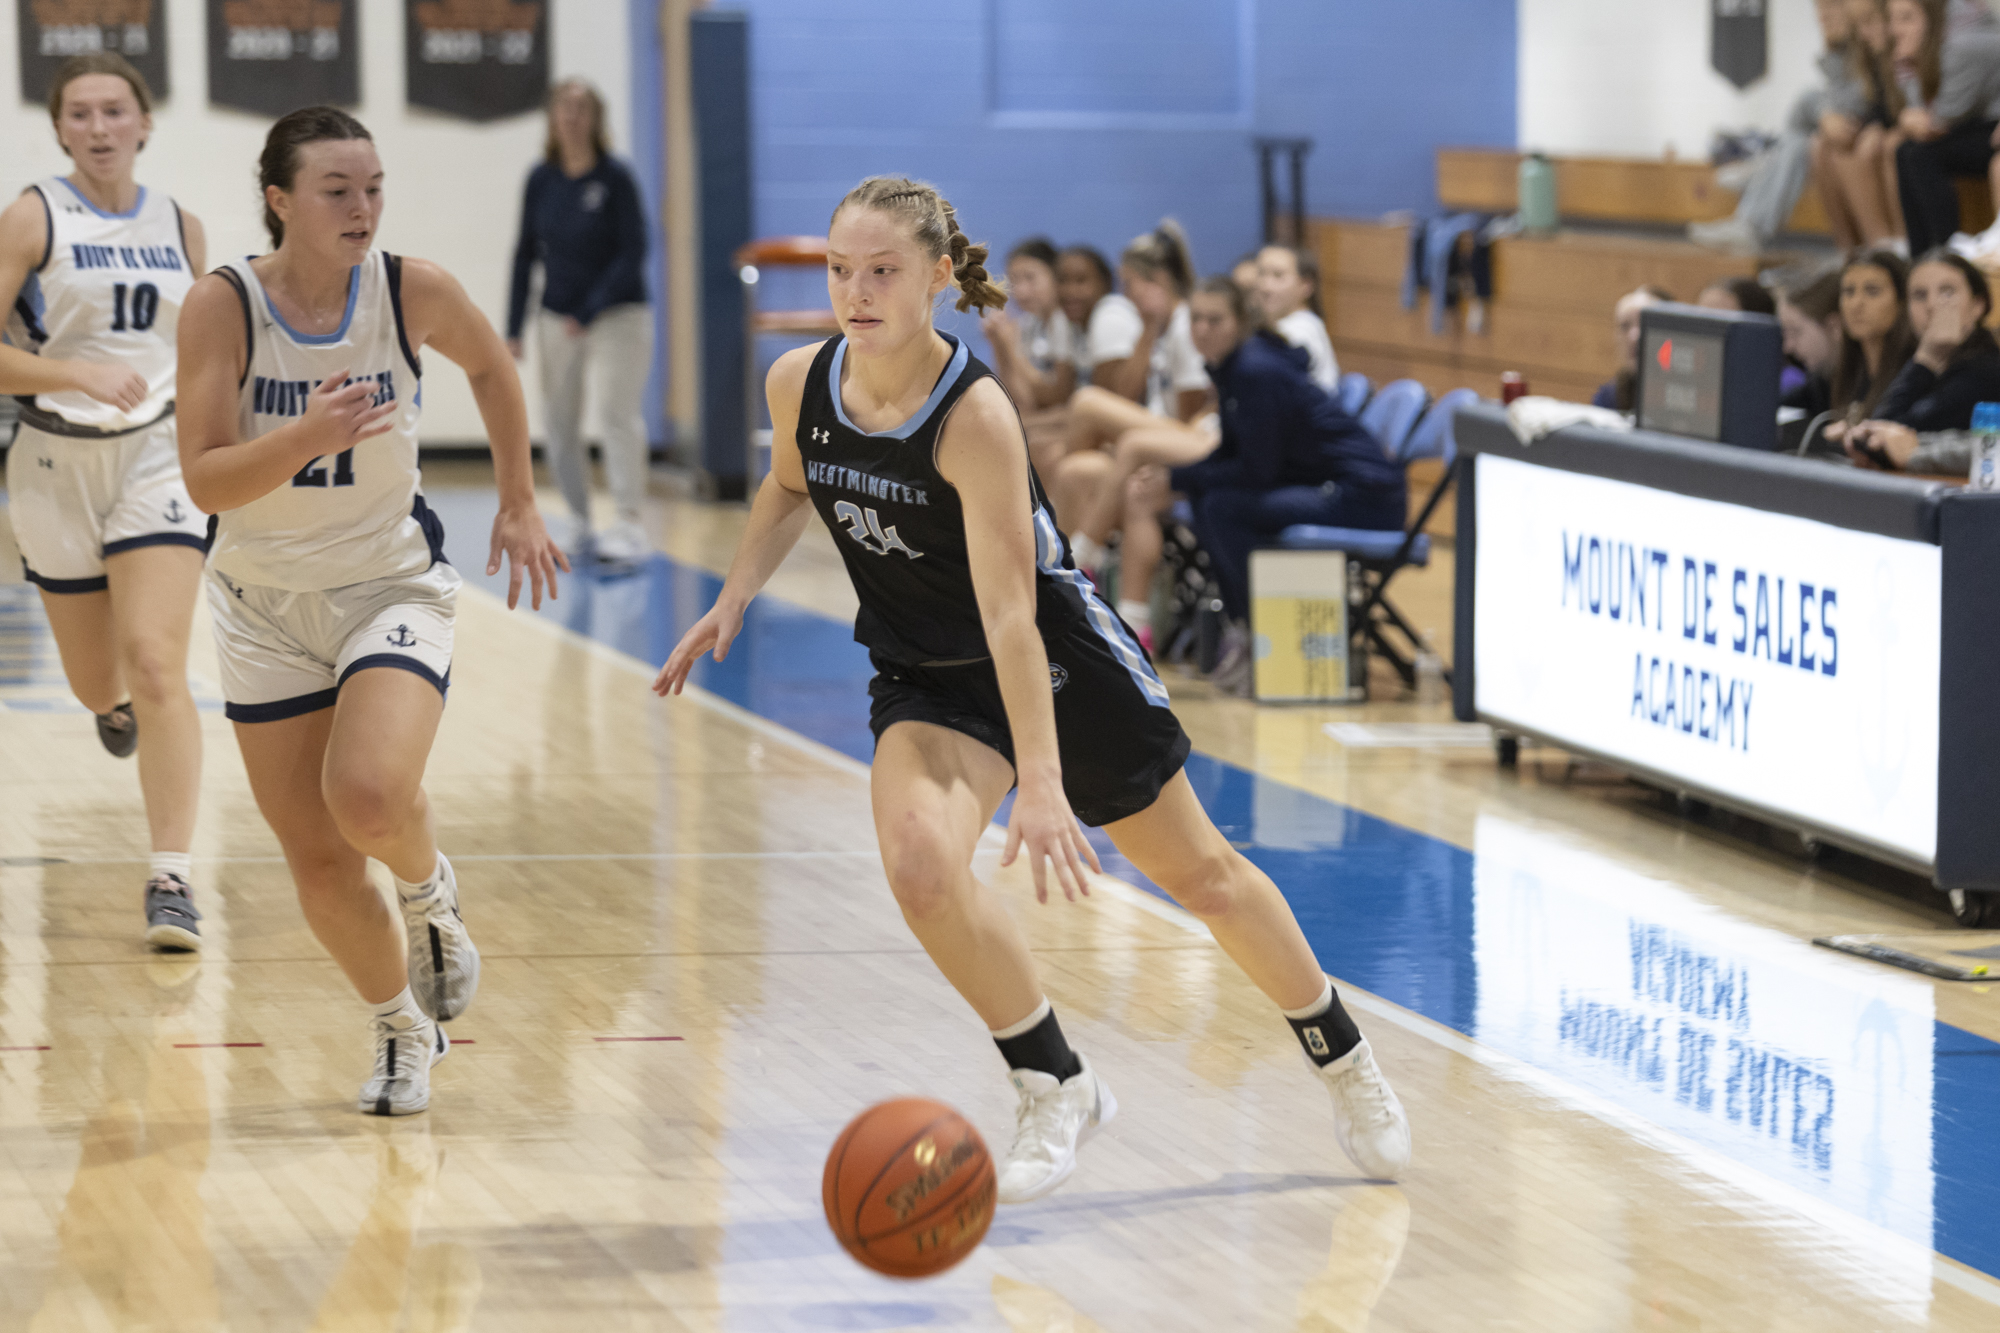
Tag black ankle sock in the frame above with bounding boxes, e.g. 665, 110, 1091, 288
1288, 988, 1362, 1067
995, 1006, 1084, 1081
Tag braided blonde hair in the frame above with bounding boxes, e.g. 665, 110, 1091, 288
832, 175, 1009, 314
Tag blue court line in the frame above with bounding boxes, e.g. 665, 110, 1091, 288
445, 529, 2000, 1285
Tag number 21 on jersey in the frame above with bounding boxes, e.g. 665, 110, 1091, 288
833, 501, 923, 559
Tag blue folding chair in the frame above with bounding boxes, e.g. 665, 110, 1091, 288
1274, 388, 1477, 689
1357, 378, 1430, 458
1336, 371, 1373, 417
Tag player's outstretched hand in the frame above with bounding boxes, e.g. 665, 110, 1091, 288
1003, 779, 1102, 904
487, 503, 569, 610
652, 600, 746, 696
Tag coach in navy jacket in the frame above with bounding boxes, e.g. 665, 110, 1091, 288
504, 80, 654, 563
1173, 324, 1404, 622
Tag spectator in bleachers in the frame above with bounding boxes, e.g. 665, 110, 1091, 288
1173, 277, 1406, 693
982, 237, 1076, 410
1855, 248, 2000, 430
1256, 244, 1340, 390
1014, 244, 1118, 477
1812, 0, 1907, 253
1591, 285, 1675, 412
1232, 251, 1264, 300
1054, 222, 1212, 527
1827, 248, 1915, 428
1694, 0, 1862, 254
1056, 243, 1116, 358
1776, 266, 1846, 412
1697, 277, 1778, 315
1891, 0, 2000, 255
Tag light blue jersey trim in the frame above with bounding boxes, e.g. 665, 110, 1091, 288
264, 264, 361, 346
1032, 507, 1172, 707
827, 333, 970, 440
57, 178, 146, 220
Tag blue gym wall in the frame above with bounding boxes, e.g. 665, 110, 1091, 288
627, 0, 1518, 444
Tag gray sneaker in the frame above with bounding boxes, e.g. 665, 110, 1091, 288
143, 874, 201, 952
96, 701, 137, 758
359, 1014, 449, 1116
400, 855, 480, 1022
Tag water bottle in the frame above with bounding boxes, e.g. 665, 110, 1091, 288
1972, 402, 2000, 491
1518, 153, 1558, 233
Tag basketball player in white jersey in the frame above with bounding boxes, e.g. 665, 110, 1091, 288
176, 108, 566, 1115
0, 54, 209, 951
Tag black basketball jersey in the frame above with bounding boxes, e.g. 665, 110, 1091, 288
798, 333, 1159, 694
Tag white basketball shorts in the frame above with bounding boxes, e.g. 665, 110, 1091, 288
6, 416, 209, 592
206, 560, 460, 723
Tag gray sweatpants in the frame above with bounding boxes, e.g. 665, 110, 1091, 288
1734, 88, 1826, 243
534, 302, 655, 525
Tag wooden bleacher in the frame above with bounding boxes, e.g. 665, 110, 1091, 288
1315, 220, 1761, 406
1318, 146, 2000, 408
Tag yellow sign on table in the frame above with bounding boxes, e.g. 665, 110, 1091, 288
1250, 549, 1358, 703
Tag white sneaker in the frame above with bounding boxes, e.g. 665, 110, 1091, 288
359, 1014, 449, 1116
592, 519, 651, 565
1686, 216, 1761, 256
995, 1055, 1118, 1205
400, 855, 480, 1022
1314, 1038, 1411, 1179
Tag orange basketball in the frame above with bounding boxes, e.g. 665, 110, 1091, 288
822, 1097, 996, 1279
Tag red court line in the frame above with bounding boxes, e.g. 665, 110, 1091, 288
0, 1045, 52, 1051
593, 1036, 684, 1042
172, 1042, 263, 1048
450, 1039, 475, 1044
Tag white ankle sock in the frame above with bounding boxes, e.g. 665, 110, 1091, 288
150, 851, 193, 886
1116, 598, 1150, 630
393, 855, 443, 902
1281, 978, 1334, 1021
372, 986, 426, 1028
988, 997, 1053, 1040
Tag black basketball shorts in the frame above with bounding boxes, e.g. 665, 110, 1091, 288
866, 621, 1192, 827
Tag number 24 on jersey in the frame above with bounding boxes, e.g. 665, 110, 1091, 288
834, 501, 923, 559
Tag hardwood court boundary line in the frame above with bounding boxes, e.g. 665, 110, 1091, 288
473, 586, 2000, 1309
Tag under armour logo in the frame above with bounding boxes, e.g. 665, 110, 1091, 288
385, 624, 417, 647
38, 457, 54, 469
1303, 1026, 1330, 1057
810, 427, 830, 444
163, 499, 186, 523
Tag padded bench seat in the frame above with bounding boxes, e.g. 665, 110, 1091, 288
1276, 525, 1431, 565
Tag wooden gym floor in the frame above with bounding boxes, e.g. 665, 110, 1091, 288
3, 460, 1998, 1331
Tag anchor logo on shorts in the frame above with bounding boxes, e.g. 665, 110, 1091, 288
163, 499, 186, 523
385, 624, 418, 648
1049, 663, 1068, 693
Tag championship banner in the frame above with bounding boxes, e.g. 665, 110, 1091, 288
1711, 0, 1768, 90
18, 0, 169, 105
406, 0, 547, 122
207, 0, 359, 116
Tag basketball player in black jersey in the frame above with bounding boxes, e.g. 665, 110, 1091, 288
654, 176, 1410, 1203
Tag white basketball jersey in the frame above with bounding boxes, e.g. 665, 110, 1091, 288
208, 252, 436, 592
5, 177, 191, 432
